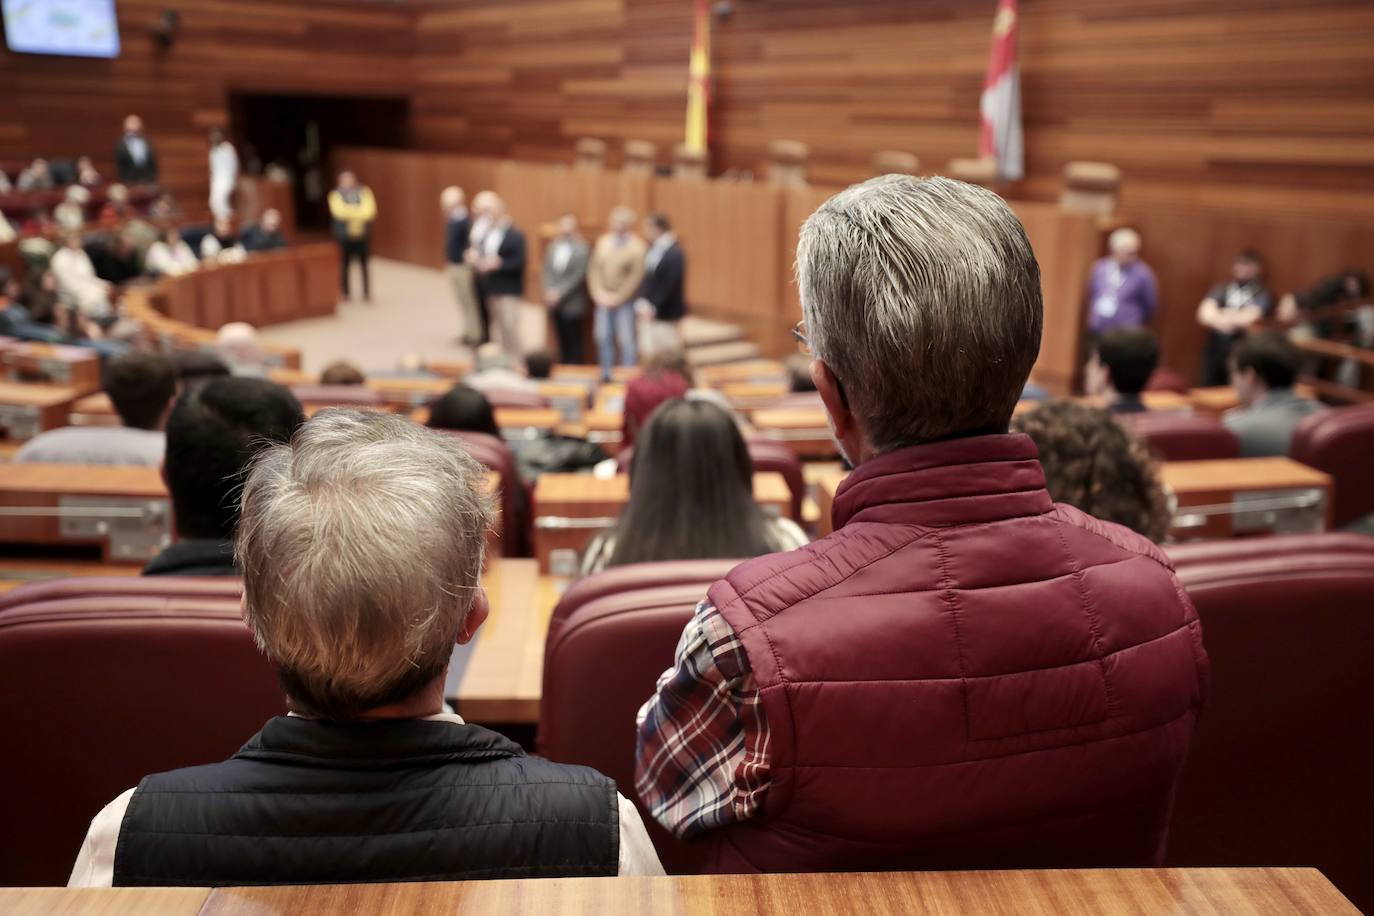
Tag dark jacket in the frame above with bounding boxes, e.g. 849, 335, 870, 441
702, 433, 1210, 874
445, 212, 472, 265
142, 539, 237, 577
113, 715, 620, 886
543, 238, 590, 319
637, 241, 686, 322
241, 225, 286, 253
114, 137, 159, 186
485, 225, 527, 297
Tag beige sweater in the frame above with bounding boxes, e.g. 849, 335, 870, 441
588, 233, 647, 306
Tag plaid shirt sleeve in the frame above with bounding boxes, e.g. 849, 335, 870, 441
634, 600, 771, 840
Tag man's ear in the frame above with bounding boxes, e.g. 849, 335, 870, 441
811, 358, 853, 442
457, 589, 490, 646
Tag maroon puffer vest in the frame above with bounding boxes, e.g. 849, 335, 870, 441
704, 434, 1209, 874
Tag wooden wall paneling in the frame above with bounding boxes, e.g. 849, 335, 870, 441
779, 184, 845, 342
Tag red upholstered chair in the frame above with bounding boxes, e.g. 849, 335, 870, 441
437, 429, 532, 557
1117, 412, 1240, 461
615, 439, 806, 522
480, 387, 550, 410
539, 560, 738, 873
1290, 403, 1374, 528
0, 588, 282, 886
290, 384, 387, 410
1165, 533, 1374, 913
1144, 367, 1190, 395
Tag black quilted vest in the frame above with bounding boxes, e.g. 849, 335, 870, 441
113, 716, 619, 886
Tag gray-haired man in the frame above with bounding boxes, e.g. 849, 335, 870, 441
70, 410, 661, 886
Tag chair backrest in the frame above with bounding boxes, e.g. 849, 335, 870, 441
1118, 412, 1240, 461
0, 593, 282, 886
613, 439, 805, 521
539, 559, 738, 873
479, 387, 550, 410
438, 429, 531, 557
1165, 533, 1374, 913
1290, 403, 1374, 528
0, 575, 242, 613
1145, 367, 1190, 395
290, 384, 387, 409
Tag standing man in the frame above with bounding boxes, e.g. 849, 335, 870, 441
114, 115, 158, 186
1196, 250, 1273, 387
543, 213, 590, 363
588, 207, 646, 380
207, 128, 239, 221
328, 171, 377, 303
470, 193, 526, 357
1086, 227, 1157, 337
441, 186, 481, 346
635, 175, 1209, 874
635, 213, 687, 358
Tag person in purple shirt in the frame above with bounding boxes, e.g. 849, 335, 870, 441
1086, 227, 1158, 335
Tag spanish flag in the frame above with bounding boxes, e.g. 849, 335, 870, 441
684, 0, 712, 155
978, 0, 1024, 181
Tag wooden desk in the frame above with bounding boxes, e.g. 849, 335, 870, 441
69, 391, 118, 426
452, 557, 562, 724
751, 406, 838, 459
10, 866, 1348, 915
533, 472, 790, 573
367, 376, 453, 408
1188, 384, 1317, 418
3, 342, 101, 394
698, 359, 785, 388
0, 464, 170, 562
723, 380, 788, 412
147, 243, 338, 333
0, 381, 79, 440
537, 381, 591, 420
552, 364, 638, 384
1078, 391, 1194, 413
1161, 457, 1332, 538
0, 556, 143, 593
494, 406, 564, 439
424, 358, 474, 379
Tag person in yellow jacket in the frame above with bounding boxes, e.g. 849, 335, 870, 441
328, 171, 377, 302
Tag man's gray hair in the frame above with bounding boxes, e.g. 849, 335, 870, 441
236, 410, 494, 719
797, 174, 1043, 452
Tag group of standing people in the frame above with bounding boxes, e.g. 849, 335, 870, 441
441, 189, 686, 375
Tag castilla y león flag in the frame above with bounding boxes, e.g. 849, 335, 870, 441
684, 0, 712, 155
979, 0, 1024, 181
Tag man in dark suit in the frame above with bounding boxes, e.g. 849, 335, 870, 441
542, 213, 590, 363
634, 212, 686, 357
114, 114, 159, 186
472, 193, 527, 357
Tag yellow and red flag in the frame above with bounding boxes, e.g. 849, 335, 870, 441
684, 0, 712, 155
978, 0, 1024, 180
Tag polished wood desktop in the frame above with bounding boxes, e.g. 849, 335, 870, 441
68, 391, 118, 427
0, 557, 143, 594
2, 867, 1354, 915
533, 472, 791, 573
751, 406, 838, 459
697, 359, 787, 388
3, 341, 102, 395
367, 375, 454, 407
0, 380, 79, 440
0, 464, 169, 563
1187, 383, 1317, 418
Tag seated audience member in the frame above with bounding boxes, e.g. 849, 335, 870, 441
1087, 227, 1158, 335
16, 352, 176, 466
169, 350, 232, 384
71, 410, 662, 885
465, 341, 537, 393
582, 398, 807, 575
144, 227, 198, 277
622, 362, 690, 450
525, 348, 555, 381
0, 214, 15, 244
1223, 331, 1325, 458
54, 186, 91, 231
91, 229, 143, 286
216, 322, 268, 377
199, 215, 245, 263
76, 156, 102, 187
427, 384, 501, 438
635, 175, 1209, 873
1196, 250, 1274, 387
98, 183, 130, 227
143, 377, 304, 576
1013, 401, 1171, 542
147, 192, 181, 221
16, 157, 54, 192
320, 360, 367, 386
50, 232, 114, 320
240, 208, 286, 252
1085, 326, 1159, 414
1280, 268, 1370, 325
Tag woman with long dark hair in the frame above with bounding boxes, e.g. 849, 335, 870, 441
427, 384, 501, 438
582, 398, 807, 573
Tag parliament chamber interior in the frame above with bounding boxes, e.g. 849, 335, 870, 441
1, 0, 1371, 913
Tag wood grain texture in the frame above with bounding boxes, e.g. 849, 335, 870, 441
0, 886, 209, 916
0, 0, 414, 208
195, 867, 1357, 915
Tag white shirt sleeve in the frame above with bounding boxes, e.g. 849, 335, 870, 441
67, 787, 136, 888
616, 793, 665, 876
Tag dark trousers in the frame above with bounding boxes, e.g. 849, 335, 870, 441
555, 310, 586, 364
1201, 331, 1237, 388
340, 237, 371, 300
473, 274, 492, 344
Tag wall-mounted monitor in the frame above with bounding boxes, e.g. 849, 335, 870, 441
3, 0, 120, 59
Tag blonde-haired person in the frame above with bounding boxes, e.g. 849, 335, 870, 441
440, 185, 481, 345
69, 410, 662, 887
